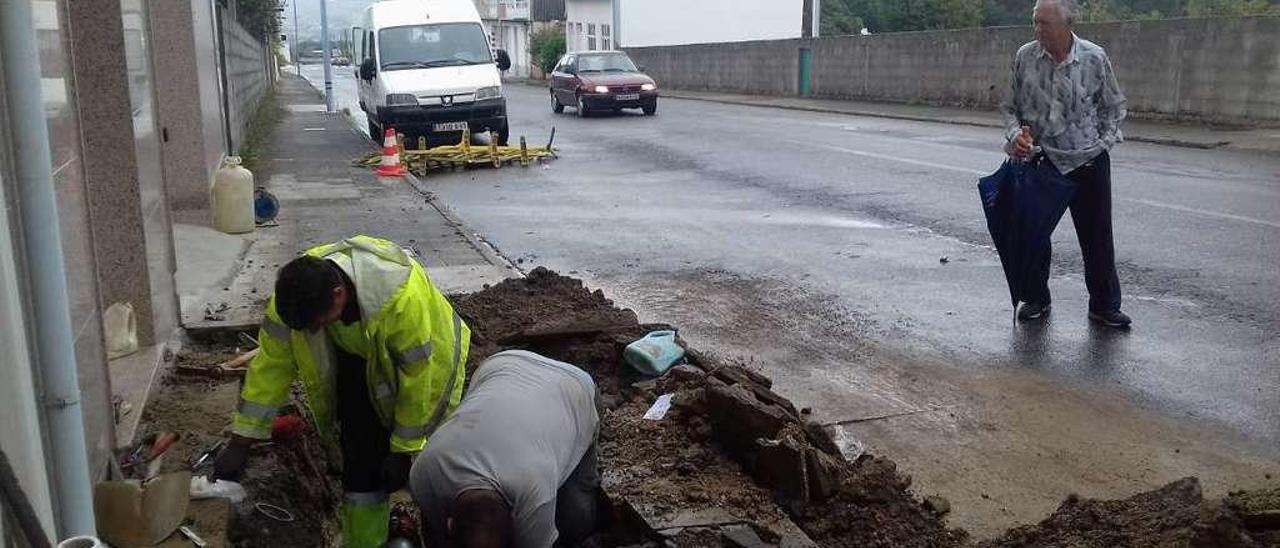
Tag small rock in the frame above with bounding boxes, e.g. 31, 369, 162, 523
925, 495, 951, 515
800, 407, 812, 415
939, 256, 950, 264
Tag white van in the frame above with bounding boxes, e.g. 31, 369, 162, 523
355, 0, 512, 146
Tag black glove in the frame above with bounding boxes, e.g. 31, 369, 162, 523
381, 453, 413, 492
211, 438, 252, 482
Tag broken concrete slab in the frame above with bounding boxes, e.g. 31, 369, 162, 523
705, 377, 798, 454
754, 436, 809, 502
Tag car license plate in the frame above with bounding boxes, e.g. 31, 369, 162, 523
433, 121, 469, 132
615, 93, 640, 101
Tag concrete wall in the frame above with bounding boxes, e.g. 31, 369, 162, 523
151, 0, 273, 210
221, 9, 272, 153
627, 16, 1280, 123
618, 0, 804, 47
629, 38, 805, 96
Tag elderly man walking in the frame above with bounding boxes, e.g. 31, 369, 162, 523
1000, 0, 1132, 328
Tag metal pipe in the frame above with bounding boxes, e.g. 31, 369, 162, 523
0, 0, 97, 539
320, 0, 334, 113
292, 0, 301, 76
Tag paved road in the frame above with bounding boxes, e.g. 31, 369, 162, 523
303, 67, 1280, 537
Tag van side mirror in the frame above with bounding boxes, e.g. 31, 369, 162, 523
360, 58, 376, 80
495, 49, 511, 72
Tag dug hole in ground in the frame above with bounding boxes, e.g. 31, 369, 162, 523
140, 268, 1280, 547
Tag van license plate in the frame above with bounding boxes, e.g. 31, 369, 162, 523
615, 94, 640, 101
433, 122, 469, 132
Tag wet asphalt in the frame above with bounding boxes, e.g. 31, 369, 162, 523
302, 65, 1279, 535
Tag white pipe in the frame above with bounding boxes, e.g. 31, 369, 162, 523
321, 0, 334, 113
0, 0, 98, 538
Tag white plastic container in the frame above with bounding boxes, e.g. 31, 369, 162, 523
211, 156, 255, 234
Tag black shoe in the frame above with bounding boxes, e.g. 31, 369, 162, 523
1017, 302, 1051, 322
1089, 309, 1132, 328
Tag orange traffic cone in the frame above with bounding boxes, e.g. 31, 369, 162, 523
375, 126, 407, 177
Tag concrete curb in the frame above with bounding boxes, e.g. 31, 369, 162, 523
399, 170, 526, 278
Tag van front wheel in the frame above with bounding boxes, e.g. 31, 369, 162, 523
495, 123, 509, 146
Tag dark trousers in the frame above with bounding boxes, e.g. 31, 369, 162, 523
554, 442, 600, 547
1025, 151, 1123, 312
335, 347, 391, 494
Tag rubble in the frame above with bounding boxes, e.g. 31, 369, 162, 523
131, 268, 1274, 547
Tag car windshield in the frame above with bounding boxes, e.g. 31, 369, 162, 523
378, 23, 492, 70
577, 54, 638, 73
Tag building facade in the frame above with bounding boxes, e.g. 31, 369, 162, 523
564, 0, 806, 51
0, 0, 274, 543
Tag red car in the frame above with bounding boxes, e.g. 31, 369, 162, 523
550, 51, 658, 117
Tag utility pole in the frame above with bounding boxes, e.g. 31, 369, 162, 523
813, 0, 821, 38
292, 0, 301, 76
320, 0, 334, 113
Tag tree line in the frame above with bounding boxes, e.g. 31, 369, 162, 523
821, 0, 1279, 35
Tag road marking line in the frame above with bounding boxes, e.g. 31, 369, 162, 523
1117, 198, 1279, 229
797, 141, 989, 176
803, 141, 1278, 229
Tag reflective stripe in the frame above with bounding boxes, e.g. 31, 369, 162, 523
262, 316, 292, 343
344, 491, 389, 506
237, 400, 278, 421
392, 312, 463, 443
393, 423, 430, 440
373, 382, 394, 400
393, 342, 433, 369
420, 312, 465, 439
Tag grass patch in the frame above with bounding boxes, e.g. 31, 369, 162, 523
237, 86, 282, 175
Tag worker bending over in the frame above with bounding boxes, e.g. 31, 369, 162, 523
214, 235, 470, 548
410, 350, 600, 548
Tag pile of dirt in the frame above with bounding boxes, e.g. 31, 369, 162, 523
981, 478, 1279, 548
452, 268, 964, 546
139, 347, 340, 548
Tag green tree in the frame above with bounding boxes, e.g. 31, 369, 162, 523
1079, 0, 1118, 21
236, 0, 284, 41
530, 26, 566, 76
1187, 0, 1279, 15
821, 0, 866, 35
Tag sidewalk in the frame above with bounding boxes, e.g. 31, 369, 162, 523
175, 73, 519, 335
656, 88, 1280, 154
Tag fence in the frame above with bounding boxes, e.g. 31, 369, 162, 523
626, 16, 1280, 123
219, 9, 275, 152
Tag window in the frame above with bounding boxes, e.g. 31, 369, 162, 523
601, 24, 610, 50
378, 23, 492, 69
587, 23, 596, 50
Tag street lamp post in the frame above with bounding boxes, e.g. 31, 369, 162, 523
292, 0, 300, 76
320, 0, 334, 113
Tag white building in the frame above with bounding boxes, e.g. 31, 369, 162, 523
476, 0, 533, 78
565, 0, 806, 51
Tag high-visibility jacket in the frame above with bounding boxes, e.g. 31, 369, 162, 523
231, 236, 470, 453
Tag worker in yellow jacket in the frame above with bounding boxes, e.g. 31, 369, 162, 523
212, 236, 470, 548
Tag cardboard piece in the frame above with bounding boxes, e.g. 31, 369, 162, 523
94, 471, 192, 548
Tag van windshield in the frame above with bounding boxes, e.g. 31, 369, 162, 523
379, 23, 492, 70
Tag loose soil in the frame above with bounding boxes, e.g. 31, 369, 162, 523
136, 268, 1277, 547
139, 344, 340, 548
982, 478, 1279, 548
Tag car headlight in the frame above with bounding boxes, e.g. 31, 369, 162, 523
594, 85, 609, 93
386, 93, 418, 106
641, 83, 656, 91
475, 86, 502, 100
